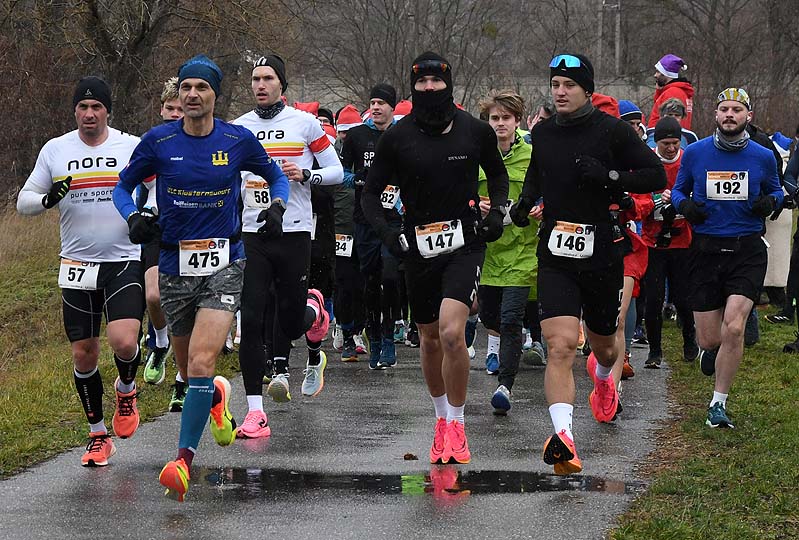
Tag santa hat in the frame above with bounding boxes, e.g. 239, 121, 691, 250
393, 100, 412, 120
655, 54, 687, 79
336, 104, 363, 132
294, 101, 319, 116
591, 92, 620, 118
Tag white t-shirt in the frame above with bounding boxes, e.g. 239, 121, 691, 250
233, 107, 343, 233
17, 128, 150, 262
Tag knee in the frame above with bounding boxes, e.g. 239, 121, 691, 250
722, 319, 745, 342
108, 334, 139, 359
545, 335, 577, 365
438, 324, 464, 353
72, 342, 99, 371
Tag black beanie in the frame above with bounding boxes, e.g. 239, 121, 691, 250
318, 107, 335, 125
73, 76, 112, 113
254, 54, 288, 93
369, 83, 397, 109
549, 54, 595, 94
410, 51, 453, 90
654, 116, 682, 142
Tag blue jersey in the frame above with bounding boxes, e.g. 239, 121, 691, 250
671, 136, 783, 237
114, 118, 289, 275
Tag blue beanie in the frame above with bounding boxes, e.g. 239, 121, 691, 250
772, 132, 792, 152
178, 54, 223, 97
618, 100, 642, 121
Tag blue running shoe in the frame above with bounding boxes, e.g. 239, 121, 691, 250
393, 321, 406, 344
491, 385, 511, 415
485, 353, 499, 375
706, 402, 734, 429
369, 340, 385, 370
378, 338, 396, 367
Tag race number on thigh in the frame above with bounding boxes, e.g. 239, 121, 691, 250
381, 185, 400, 209
706, 171, 748, 201
58, 259, 99, 290
179, 238, 230, 276
244, 179, 271, 208
415, 220, 465, 258
547, 221, 594, 259
335, 234, 354, 257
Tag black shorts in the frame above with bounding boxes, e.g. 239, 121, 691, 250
62, 261, 144, 342
140, 236, 161, 272
404, 246, 484, 325
687, 234, 767, 311
537, 261, 624, 336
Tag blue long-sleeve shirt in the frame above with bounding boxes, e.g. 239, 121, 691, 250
114, 118, 289, 275
671, 137, 783, 237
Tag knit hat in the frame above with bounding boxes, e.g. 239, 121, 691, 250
393, 100, 412, 120
318, 107, 335, 126
772, 131, 792, 152
655, 54, 687, 79
410, 51, 453, 90
336, 104, 362, 132
549, 54, 594, 94
618, 100, 642, 122
717, 87, 751, 110
369, 83, 397, 109
253, 54, 288, 93
73, 76, 112, 113
178, 54, 222, 97
654, 116, 682, 142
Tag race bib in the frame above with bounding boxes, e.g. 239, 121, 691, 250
706, 171, 748, 201
178, 238, 230, 276
547, 221, 594, 259
335, 234, 354, 257
58, 259, 99, 290
381, 185, 400, 209
415, 220, 465, 258
244, 179, 271, 208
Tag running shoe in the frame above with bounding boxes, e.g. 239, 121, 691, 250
237, 410, 271, 438
332, 324, 343, 351
522, 328, 533, 350
589, 370, 619, 423
700, 347, 718, 376
443, 420, 470, 464
354, 332, 368, 354
305, 289, 330, 342
621, 350, 635, 380
341, 337, 358, 362
662, 303, 677, 321
143, 344, 170, 385
159, 458, 190, 502
405, 328, 420, 348
683, 341, 699, 362
644, 354, 662, 369
766, 311, 793, 324
223, 332, 235, 353
465, 317, 477, 349
378, 338, 396, 367
301, 351, 327, 397
706, 402, 735, 429
233, 328, 241, 345
631, 325, 648, 346
393, 320, 406, 343
112, 377, 139, 439
429, 417, 447, 464
169, 381, 186, 412
369, 340, 385, 370
744, 307, 759, 347
491, 385, 511, 415
485, 352, 499, 375
81, 432, 116, 467
542, 430, 582, 475
267, 372, 291, 402
586, 351, 598, 383
783, 332, 799, 353
208, 375, 237, 445
524, 341, 546, 366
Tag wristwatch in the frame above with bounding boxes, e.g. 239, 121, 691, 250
608, 170, 620, 183
302, 169, 311, 183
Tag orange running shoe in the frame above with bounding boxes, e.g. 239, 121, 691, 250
429, 417, 447, 464
209, 375, 237, 445
81, 432, 116, 467
443, 420, 471, 464
112, 377, 140, 439
621, 350, 635, 380
159, 458, 190, 502
585, 351, 598, 383
589, 373, 619, 423
542, 430, 582, 475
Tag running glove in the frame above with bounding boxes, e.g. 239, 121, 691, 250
42, 176, 72, 208
509, 197, 534, 227
751, 194, 776, 218
380, 229, 407, 258
678, 199, 708, 225
575, 155, 609, 187
257, 203, 285, 238
479, 207, 505, 242
127, 209, 160, 244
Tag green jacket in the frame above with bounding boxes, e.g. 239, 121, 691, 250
478, 129, 538, 294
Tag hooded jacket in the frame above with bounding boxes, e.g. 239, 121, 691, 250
647, 79, 695, 130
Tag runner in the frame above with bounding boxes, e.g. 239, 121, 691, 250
671, 88, 782, 429
232, 55, 342, 435
362, 52, 509, 464
510, 54, 665, 474
113, 54, 290, 500
17, 76, 148, 466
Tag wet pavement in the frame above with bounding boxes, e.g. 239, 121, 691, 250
0, 333, 666, 540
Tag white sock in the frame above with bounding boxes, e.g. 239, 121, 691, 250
710, 391, 728, 408
154, 325, 169, 348
89, 420, 107, 434
487, 334, 500, 355
595, 362, 613, 381
447, 402, 465, 425
431, 394, 449, 419
246, 395, 264, 412
116, 379, 135, 394
236, 311, 241, 334
175, 372, 185, 383
549, 403, 574, 440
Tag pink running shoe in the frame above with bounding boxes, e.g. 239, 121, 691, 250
236, 410, 272, 439
589, 374, 619, 423
586, 351, 598, 384
305, 289, 330, 342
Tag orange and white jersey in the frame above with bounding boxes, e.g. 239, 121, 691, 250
17, 128, 150, 262
233, 106, 343, 234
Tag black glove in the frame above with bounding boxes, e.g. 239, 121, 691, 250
678, 199, 708, 225
509, 197, 534, 227
751, 195, 776, 218
354, 168, 369, 187
381, 229, 406, 258
617, 195, 634, 211
127, 209, 160, 244
575, 155, 609, 187
43, 176, 72, 209
479, 207, 505, 242
256, 203, 285, 238
660, 204, 677, 222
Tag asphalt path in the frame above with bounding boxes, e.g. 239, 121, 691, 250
0, 331, 666, 540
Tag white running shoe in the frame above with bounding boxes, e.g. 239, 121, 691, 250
332, 324, 343, 351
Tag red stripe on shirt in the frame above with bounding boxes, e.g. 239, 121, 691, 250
308, 134, 331, 153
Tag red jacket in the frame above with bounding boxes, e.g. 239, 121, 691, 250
647, 80, 694, 130
637, 151, 692, 249
592, 93, 620, 118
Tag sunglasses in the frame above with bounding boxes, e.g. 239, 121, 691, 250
549, 54, 582, 68
412, 60, 450, 74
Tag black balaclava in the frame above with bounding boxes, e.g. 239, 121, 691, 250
410, 51, 457, 135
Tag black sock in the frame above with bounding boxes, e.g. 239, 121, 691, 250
74, 367, 104, 425
114, 346, 141, 386
307, 340, 321, 365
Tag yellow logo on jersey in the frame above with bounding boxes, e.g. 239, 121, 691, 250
212, 151, 229, 166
